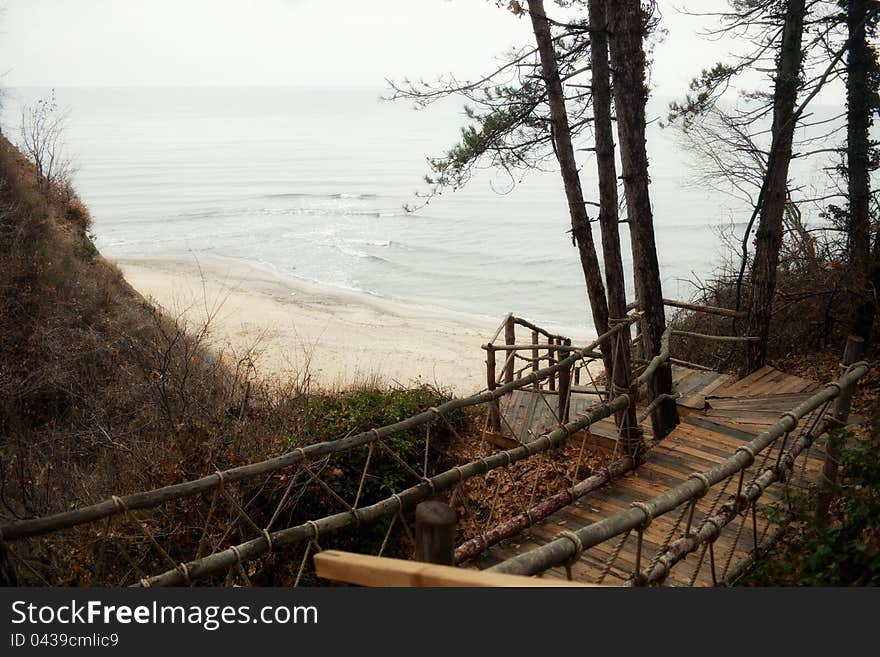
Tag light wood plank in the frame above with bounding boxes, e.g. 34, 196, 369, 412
314, 551, 602, 587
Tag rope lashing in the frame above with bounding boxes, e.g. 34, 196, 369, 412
844, 360, 869, 374
630, 501, 653, 528
610, 382, 630, 396
261, 529, 274, 552
558, 530, 584, 581
702, 516, 723, 533
559, 530, 584, 560
630, 502, 653, 585
684, 473, 711, 536
305, 520, 323, 551
111, 495, 127, 512
176, 562, 191, 585
735, 444, 757, 466
779, 411, 799, 429
687, 472, 711, 497
214, 469, 226, 487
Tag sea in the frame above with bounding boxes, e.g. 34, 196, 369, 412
0, 86, 750, 336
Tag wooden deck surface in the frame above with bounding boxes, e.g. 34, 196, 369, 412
477, 365, 826, 586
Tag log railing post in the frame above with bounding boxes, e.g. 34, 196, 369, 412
531, 329, 540, 390
415, 501, 457, 565
486, 345, 501, 433
815, 335, 865, 528
558, 338, 572, 423
504, 316, 516, 383
548, 338, 556, 392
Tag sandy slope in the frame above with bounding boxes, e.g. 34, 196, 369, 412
115, 256, 500, 394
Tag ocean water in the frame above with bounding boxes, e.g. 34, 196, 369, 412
0, 87, 746, 335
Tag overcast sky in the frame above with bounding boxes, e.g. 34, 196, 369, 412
0, 0, 736, 92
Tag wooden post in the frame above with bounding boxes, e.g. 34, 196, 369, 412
531, 329, 540, 390
504, 316, 516, 384
815, 335, 865, 528
415, 501, 457, 565
558, 338, 572, 423
650, 361, 678, 440
548, 338, 556, 392
486, 345, 501, 433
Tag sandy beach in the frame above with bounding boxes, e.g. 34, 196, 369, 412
115, 256, 502, 394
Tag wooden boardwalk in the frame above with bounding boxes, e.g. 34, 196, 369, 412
477, 365, 826, 586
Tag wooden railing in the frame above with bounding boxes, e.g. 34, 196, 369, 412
482, 314, 603, 433
488, 351, 870, 583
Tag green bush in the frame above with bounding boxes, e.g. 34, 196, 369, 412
289, 385, 467, 511
745, 431, 880, 586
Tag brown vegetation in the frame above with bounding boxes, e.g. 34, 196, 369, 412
668, 214, 879, 374
0, 135, 476, 585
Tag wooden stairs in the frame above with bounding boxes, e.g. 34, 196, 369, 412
476, 365, 826, 586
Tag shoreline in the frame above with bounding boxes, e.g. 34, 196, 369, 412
114, 255, 503, 394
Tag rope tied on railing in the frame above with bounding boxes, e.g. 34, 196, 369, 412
261, 529, 274, 553
558, 530, 584, 580
843, 359, 870, 373
629, 502, 653, 585
779, 411, 799, 429
687, 472, 711, 497
630, 502, 653, 529
735, 444, 757, 466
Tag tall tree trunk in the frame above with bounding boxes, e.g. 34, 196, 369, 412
847, 0, 875, 342
745, 0, 807, 373
588, 0, 641, 452
526, 0, 614, 381
605, 0, 678, 438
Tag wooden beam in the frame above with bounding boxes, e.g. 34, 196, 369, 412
662, 299, 746, 318
511, 316, 569, 342
628, 299, 745, 318
671, 330, 760, 343
313, 551, 601, 587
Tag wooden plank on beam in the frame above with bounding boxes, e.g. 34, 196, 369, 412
314, 551, 602, 587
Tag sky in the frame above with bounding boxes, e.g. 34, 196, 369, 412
0, 0, 736, 92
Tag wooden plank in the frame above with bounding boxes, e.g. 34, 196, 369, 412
480, 362, 827, 586
713, 365, 777, 397
706, 393, 811, 411
314, 551, 602, 587
683, 416, 760, 442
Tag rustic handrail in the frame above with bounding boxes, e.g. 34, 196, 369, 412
509, 316, 568, 342
626, 298, 746, 319
643, 413, 833, 584
483, 343, 591, 352
138, 380, 638, 586
488, 361, 869, 577
671, 330, 760, 343
0, 315, 641, 542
